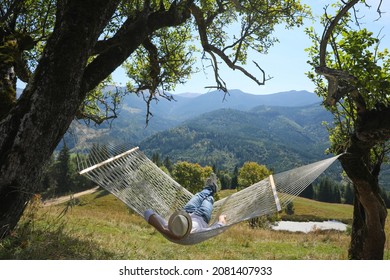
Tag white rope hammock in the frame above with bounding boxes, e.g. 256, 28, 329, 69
77, 145, 341, 245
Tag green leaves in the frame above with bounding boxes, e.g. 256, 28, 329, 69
125, 24, 196, 93
3, 0, 311, 124
125, 0, 310, 98
306, 10, 390, 154
172, 161, 213, 193
238, 161, 271, 189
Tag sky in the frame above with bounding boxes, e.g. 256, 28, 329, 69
111, 0, 390, 95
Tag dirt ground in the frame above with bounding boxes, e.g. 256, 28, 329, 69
42, 186, 100, 206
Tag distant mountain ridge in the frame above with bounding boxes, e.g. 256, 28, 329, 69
80, 88, 323, 146
62, 88, 323, 149
118, 89, 322, 122
168, 89, 321, 120
140, 103, 334, 173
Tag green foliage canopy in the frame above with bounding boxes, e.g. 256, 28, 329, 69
305, 4, 390, 156
237, 161, 271, 189
172, 161, 213, 193
0, 0, 310, 123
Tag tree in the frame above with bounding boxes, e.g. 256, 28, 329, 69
238, 161, 272, 228
152, 152, 162, 166
217, 170, 231, 190
35, 147, 93, 198
163, 156, 173, 172
343, 182, 354, 205
306, 0, 389, 259
54, 141, 73, 194
315, 177, 341, 203
172, 161, 213, 193
0, 0, 309, 239
299, 183, 314, 199
237, 161, 271, 189
230, 165, 239, 189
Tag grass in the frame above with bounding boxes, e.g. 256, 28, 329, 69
0, 189, 389, 260
281, 196, 354, 224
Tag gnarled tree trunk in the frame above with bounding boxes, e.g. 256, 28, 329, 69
0, 0, 119, 239
340, 144, 387, 259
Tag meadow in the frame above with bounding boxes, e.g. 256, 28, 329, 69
1, 189, 389, 260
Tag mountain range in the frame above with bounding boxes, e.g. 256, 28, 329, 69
73, 88, 331, 170
64, 87, 389, 189
140, 104, 333, 173
93, 88, 323, 144
120, 88, 322, 121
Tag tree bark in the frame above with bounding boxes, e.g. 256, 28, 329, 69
340, 132, 388, 259
0, 32, 17, 120
342, 159, 387, 259
0, 0, 120, 238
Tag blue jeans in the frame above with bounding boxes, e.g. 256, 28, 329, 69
183, 188, 214, 224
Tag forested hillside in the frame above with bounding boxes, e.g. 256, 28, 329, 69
66, 89, 389, 190
140, 104, 334, 173
66, 89, 322, 149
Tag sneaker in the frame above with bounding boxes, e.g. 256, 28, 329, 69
204, 173, 218, 194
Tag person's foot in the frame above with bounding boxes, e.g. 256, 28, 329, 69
204, 173, 218, 193
218, 215, 227, 225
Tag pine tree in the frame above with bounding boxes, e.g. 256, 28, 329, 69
55, 141, 73, 195
285, 201, 295, 215
316, 177, 341, 203
152, 152, 162, 166
163, 156, 173, 172
217, 171, 232, 190
343, 183, 354, 204
231, 166, 239, 189
300, 183, 314, 199
332, 183, 342, 203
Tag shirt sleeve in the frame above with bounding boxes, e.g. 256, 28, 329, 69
208, 222, 224, 230
144, 209, 168, 228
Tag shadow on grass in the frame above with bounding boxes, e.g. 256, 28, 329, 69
0, 223, 116, 260
94, 189, 111, 199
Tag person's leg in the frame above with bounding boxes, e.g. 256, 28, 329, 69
183, 188, 213, 214
193, 195, 214, 224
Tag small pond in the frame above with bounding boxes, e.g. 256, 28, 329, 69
271, 220, 347, 233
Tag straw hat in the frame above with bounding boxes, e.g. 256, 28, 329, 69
168, 210, 192, 238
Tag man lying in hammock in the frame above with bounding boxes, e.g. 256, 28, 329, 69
144, 173, 227, 240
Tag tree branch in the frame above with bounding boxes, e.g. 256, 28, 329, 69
319, 0, 359, 68
139, 36, 161, 124
81, 0, 193, 95
191, 3, 267, 92
315, 0, 361, 106
315, 66, 358, 105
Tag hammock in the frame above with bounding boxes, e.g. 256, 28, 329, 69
78, 145, 341, 245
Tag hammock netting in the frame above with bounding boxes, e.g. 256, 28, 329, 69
77, 143, 341, 245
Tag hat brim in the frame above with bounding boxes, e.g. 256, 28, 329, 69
168, 210, 192, 239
